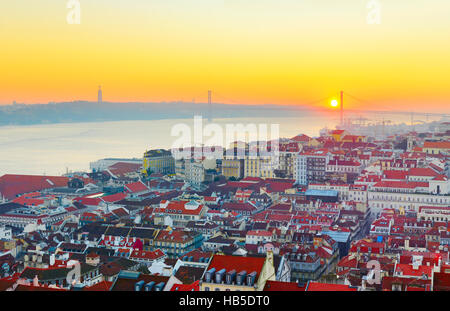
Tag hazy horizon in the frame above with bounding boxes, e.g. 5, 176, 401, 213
0, 116, 336, 175
1, 1, 450, 113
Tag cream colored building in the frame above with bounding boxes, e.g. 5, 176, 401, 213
175, 158, 186, 179
185, 158, 216, 188
200, 252, 276, 291
422, 141, 450, 155
417, 206, 450, 222
244, 156, 277, 178
142, 149, 175, 175
221, 158, 244, 179
368, 188, 450, 216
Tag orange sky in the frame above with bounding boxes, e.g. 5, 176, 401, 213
1, 0, 449, 113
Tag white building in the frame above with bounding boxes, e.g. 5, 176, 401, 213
417, 206, 450, 222
185, 159, 206, 188
0, 226, 12, 240
244, 155, 278, 178
368, 178, 450, 216
294, 149, 331, 185
190, 158, 216, 187
245, 230, 274, 245
308, 183, 368, 204
326, 159, 362, 174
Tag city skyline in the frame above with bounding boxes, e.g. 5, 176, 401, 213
1, 0, 449, 296
1, 1, 450, 112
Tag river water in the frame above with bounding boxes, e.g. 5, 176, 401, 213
0, 116, 336, 175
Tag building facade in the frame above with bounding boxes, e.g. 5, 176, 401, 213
294, 150, 331, 185
244, 156, 277, 179
222, 158, 244, 180
142, 149, 175, 175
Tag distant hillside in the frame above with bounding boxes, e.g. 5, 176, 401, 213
0, 101, 318, 126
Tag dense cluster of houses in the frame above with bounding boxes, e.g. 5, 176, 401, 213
0, 123, 449, 291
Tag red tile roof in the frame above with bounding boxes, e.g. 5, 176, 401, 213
130, 249, 166, 261
125, 181, 149, 193
306, 282, 357, 291
207, 255, 266, 280
373, 181, 429, 189
382, 276, 431, 291
290, 134, 311, 143
107, 162, 141, 177
76, 197, 102, 206
433, 175, 448, 181
82, 281, 113, 291
171, 280, 200, 291
408, 168, 439, 177
429, 163, 445, 173
331, 130, 345, 135
180, 249, 213, 262
222, 202, 257, 212
267, 213, 292, 222
247, 230, 272, 237
423, 141, 450, 149
382, 170, 408, 180
263, 181, 295, 193
395, 264, 433, 278
154, 200, 205, 216
111, 207, 129, 218
328, 159, 361, 167
155, 229, 195, 243
279, 142, 301, 152
15, 284, 68, 291
300, 149, 330, 156
101, 192, 127, 203
268, 203, 291, 211
0, 276, 18, 291
264, 280, 306, 291
337, 255, 358, 269
241, 177, 263, 182
433, 272, 450, 291
0, 174, 69, 200
13, 196, 46, 206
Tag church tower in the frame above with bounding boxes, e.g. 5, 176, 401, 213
407, 135, 414, 151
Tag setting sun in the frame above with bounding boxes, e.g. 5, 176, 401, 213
330, 99, 339, 108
